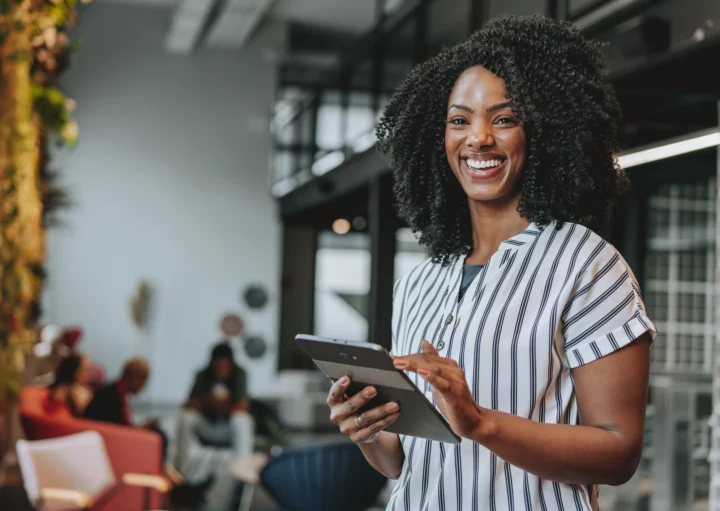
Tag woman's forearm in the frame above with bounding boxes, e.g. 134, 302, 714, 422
359, 432, 405, 479
473, 409, 641, 486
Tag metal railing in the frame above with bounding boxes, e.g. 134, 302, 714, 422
270, 0, 479, 197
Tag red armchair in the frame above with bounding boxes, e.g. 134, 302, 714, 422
19, 386, 164, 511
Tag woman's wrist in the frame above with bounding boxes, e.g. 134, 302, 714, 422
469, 406, 498, 445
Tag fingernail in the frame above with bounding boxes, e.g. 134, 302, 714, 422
418, 369, 429, 376
339, 376, 349, 385
386, 402, 399, 412
394, 360, 408, 368
365, 387, 376, 397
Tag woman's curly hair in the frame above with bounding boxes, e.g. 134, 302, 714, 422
376, 15, 627, 265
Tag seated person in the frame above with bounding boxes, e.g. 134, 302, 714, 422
46, 354, 93, 417
84, 357, 211, 490
84, 358, 168, 455
175, 343, 254, 470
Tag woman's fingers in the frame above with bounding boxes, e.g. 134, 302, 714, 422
329, 384, 379, 425
338, 401, 399, 437
326, 376, 349, 407
357, 401, 400, 427
418, 369, 453, 392
420, 340, 438, 355
393, 353, 457, 371
352, 412, 401, 444
342, 386, 377, 415
327, 375, 404, 445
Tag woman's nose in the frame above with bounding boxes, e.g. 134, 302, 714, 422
466, 124, 494, 149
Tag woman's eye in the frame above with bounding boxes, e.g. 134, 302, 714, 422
496, 117, 518, 126
448, 118, 468, 125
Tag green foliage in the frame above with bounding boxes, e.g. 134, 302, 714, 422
69, 36, 83, 52
32, 85, 76, 146
5, 378, 21, 396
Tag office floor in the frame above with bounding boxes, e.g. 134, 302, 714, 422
1, 404, 389, 511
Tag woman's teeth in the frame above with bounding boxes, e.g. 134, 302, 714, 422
466, 158, 504, 170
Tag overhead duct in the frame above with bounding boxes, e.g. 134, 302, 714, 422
573, 0, 658, 34
205, 0, 275, 48
165, 0, 219, 54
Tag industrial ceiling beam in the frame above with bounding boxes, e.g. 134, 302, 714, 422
205, 0, 275, 48
165, 0, 218, 54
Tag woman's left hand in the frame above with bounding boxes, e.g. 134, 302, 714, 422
393, 340, 485, 439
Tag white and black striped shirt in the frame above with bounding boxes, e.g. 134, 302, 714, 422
387, 220, 656, 511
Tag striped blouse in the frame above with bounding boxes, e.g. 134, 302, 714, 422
387, 220, 656, 511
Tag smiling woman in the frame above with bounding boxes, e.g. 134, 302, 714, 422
325, 14, 655, 511
444, 67, 527, 210
377, 15, 626, 266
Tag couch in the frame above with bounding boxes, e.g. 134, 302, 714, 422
19, 386, 164, 511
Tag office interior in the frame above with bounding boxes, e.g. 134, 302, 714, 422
0, 0, 719, 510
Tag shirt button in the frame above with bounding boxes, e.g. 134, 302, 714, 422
445, 314, 454, 325
437, 341, 446, 350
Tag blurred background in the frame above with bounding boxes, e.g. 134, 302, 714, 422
0, 0, 719, 510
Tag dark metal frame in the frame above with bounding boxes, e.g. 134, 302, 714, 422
565, 0, 615, 21
272, 0, 483, 191
274, 0, 720, 371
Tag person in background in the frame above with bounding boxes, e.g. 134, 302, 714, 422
84, 358, 211, 493
175, 342, 254, 471
46, 354, 93, 417
84, 357, 169, 456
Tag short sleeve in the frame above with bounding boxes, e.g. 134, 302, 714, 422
562, 247, 656, 369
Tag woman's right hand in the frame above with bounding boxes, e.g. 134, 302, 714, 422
327, 375, 400, 444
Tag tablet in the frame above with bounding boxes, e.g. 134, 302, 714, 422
295, 334, 461, 444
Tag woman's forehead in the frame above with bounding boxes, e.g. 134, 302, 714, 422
448, 66, 508, 106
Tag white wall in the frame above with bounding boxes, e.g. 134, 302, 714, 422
45, 3, 284, 402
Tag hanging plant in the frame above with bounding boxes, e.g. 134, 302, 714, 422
0, 0, 88, 407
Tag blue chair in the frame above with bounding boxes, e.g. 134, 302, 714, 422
259, 441, 388, 511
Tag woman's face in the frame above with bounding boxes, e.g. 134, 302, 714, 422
444, 66, 526, 205
213, 358, 232, 382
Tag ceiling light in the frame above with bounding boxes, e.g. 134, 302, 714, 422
618, 129, 720, 168
332, 219, 351, 235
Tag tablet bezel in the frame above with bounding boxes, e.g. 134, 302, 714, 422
295, 334, 461, 444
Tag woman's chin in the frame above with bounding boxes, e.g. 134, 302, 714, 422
464, 187, 521, 207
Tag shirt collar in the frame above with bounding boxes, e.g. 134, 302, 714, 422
497, 221, 547, 252
448, 220, 551, 278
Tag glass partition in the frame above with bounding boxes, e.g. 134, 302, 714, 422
272, 0, 480, 194
315, 231, 371, 342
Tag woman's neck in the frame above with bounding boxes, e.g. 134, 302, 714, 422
466, 194, 530, 265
